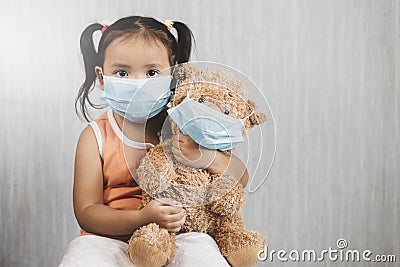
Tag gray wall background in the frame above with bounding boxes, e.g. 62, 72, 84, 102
0, 0, 399, 266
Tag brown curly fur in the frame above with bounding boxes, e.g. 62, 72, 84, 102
127, 63, 266, 267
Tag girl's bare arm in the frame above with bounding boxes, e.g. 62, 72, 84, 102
73, 126, 184, 236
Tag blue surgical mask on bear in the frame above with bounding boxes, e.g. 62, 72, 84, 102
167, 94, 252, 151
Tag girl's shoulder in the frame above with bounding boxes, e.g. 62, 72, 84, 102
76, 111, 109, 158
84, 111, 110, 158
75, 123, 102, 165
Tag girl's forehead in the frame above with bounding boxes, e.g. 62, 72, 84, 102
104, 36, 170, 68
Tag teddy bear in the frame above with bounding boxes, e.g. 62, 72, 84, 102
127, 63, 266, 267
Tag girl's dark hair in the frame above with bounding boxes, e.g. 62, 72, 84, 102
76, 16, 195, 121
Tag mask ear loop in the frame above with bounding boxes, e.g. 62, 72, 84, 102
95, 67, 104, 86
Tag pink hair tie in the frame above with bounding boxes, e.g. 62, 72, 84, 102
101, 25, 108, 34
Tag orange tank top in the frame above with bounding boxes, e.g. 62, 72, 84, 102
80, 110, 154, 240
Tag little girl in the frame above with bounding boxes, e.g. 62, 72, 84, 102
60, 15, 249, 267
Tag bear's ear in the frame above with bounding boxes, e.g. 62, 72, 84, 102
247, 100, 267, 127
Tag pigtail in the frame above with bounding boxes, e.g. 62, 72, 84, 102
172, 21, 194, 63
75, 23, 103, 122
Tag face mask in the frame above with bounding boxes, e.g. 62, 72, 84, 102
167, 95, 250, 151
100, 75, 172, 123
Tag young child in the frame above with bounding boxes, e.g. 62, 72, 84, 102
59, 15, 249, 267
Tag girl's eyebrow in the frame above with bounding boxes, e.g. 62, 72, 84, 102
110, 63, 164, 69
110, 63, 132, 69
144, 63, 164, 68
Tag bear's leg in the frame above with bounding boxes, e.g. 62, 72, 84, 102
212, 216, 265, 267
127, 223, 176, 267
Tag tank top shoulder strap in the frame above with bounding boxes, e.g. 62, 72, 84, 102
89, 121, 103, 159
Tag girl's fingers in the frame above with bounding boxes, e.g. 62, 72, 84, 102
178, 133, 191, 143
175, 133, 191, 144
160, 209, 185, 232
166, 209, 185, 221
165, 207, 184, 216
166, 214, 185, 231
173, 134, 183, 143
177, 212, 186, 225
172, 141, 182, 153
166, 219, 184, 229
172, 146, 184, 159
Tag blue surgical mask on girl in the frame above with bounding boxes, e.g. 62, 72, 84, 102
167, 94, 252, 151
100, 75, 172, 123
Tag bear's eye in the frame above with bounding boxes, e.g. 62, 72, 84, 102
223, 110, 230, 115
198, 97, 206, 103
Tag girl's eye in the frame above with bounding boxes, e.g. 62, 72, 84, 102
116, 70, 128, 77
147, 70, 159, 77
223, 110, 230, 115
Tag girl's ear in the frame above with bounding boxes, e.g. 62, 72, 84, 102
94, 66, 104, 90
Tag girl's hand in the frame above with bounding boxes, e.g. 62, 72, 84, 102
140, 198, 185, 233
172, 133, 217, 169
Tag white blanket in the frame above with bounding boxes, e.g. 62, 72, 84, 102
59, 232, 230, 267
